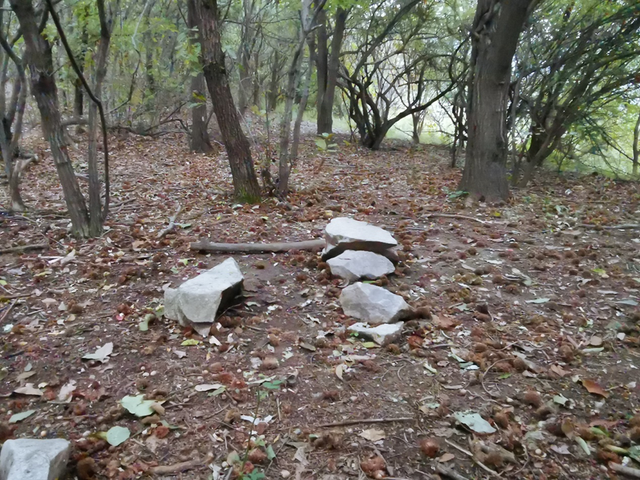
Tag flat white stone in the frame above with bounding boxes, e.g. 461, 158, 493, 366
327, 250, 395, 281
347, 322, 404, 345
164, 258, 243, 334
340, 282, 410, 323
322, 217, 397, 260
0, 438, 70, 480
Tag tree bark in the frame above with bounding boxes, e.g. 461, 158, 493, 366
266, 49, 281, 111
187, 0, 213, 153
633, 110, 640, 177
317, 7, 347, 135
315, 4, 327, 134
459, 0, 535, 202
73, 14, 88, 134
193, 0, 261, 203
10, 0, 90, 236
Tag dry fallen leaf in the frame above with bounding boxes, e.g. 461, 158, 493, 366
14, 383, 44, 396
438, 452, 456, 462
359, 428, 385, 442
581, 379, 609, 398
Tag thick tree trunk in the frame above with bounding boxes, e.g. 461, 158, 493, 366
633, 110, 640, 177
187, 0, 213, 153
459, 0, 534, 202
11, 0, 90, 236
194, 0, 261, 203
317, 7, 347, 135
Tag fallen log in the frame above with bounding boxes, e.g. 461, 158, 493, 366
0, 243, 48, 255
190, 239, 325, 253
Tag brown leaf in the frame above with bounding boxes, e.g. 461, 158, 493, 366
582, 379, 609, 398
433, 314, 459, 330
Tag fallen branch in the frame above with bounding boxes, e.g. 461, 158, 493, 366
0, 243, 48, 255
578, 224, 640, 230
444, 439, 501, 478
316, 417, 413, 428
150, 454, 213, 475
424, 213, 489, 225
434, 463, 470, 480
0, 300, 17, 324
610, 462, 640, 479
191, 239, 325, 253
157, 203, 183, 239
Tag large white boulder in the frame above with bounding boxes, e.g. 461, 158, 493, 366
327, 250, 395, 282
0, 438, 70, 480
164, 258, 243, 336
340, 282, 410, 324
322, 217, 397, 260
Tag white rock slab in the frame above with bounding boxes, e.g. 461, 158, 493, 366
0, 438, 70, 480
347, 322, 404, 345
164, 257, 243, 336
327, 250, 395, 281
322, 217, 397, 260
340, 282, 410, 323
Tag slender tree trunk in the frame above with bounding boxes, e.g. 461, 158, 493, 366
290, 43, 314, 167
86, 0, 112, 237
193, 0, 261, 203
459, 0, 535, 202
266, 49, 281, 111
11, 0, 90, 236
317, 7, 347, 134
187, 0, 213, 153
73, 17, 88, 133
633, 110, 640, 177
315, 5, 327, 134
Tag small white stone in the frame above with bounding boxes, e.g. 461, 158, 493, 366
280, 470, 291, 479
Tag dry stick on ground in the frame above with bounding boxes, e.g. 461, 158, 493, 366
0, 244, 48, 255
424, 213, 489, 225
150, 454, 213, 475
190, 239, 325, 253
444, 439, 501, 478
316, 417, 414, 428
610, 462, 640, 479
433, 463, 470, 480
578, 223, 640, 230
0, 300, 18, 324
157, 203, 183, 239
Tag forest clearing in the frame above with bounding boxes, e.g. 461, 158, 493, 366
1, 0, 640, 479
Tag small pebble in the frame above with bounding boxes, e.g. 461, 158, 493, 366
281, 471, 291, 479
40, 430, 47, 437
535, 449, 542, 455
142, 372, 149, 377
150, 371, 157, 376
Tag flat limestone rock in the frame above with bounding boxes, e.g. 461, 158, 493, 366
340, 282, 410, 324
347, 322, 404, 345
327, 250, 395, 281
164, 258, 243, 336
0, 438, 70, 480
322, 217, 397, 260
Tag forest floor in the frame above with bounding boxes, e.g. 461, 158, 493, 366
1, 130, 640, 480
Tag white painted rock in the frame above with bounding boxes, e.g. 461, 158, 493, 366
322, 217, 397, 260
164, 258, 243, 336
340, 282, 410, 323
347, 322, 404, 345
0, 438, 70, 480
327, 250, 395, 281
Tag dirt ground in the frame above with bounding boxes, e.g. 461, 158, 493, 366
1, 131, 640, 480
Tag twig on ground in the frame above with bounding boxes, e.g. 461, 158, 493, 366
150, 454, 213, 475
609, 462, 640, 478
0, 243, 48, 255
190, 239, 325, 253
578, 224, 640, 230
433, 463, 470, 480
157, 203, 183, 239
444, 439, 502, 478
424, 213, 489, 225
0, 300, 17, 324
316, 417, 413, 428
480, 360, 503, 398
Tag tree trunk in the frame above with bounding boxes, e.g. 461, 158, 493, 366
187, 0, 213, 153
11, 0, 90, 236
290, 42, 314, 168
87, 0, 112, 237
237, 0, 254, 115
633, 110, 640, 177
193, 0, 261, 203
73, 18, 88, 134
317, 7, 347, 135
459, 0, 535, 202
315, 5, 327, 134
266, 49, 281, 111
